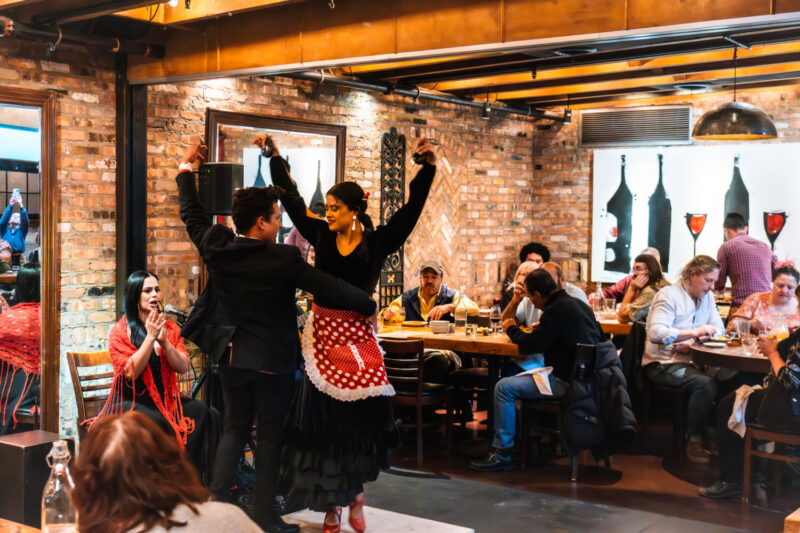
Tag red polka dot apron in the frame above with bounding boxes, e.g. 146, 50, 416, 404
302, 304, 395, 401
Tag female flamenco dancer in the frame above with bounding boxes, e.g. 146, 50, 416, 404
256, 134, 437, 533
91, 270, 213, 475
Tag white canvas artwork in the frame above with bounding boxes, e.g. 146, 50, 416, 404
591, 144, 800, 283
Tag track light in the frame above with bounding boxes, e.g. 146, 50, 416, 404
481, 101, 491, 120
168, 0, 178, 7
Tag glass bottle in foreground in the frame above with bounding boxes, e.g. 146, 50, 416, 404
41, 440, 76, 533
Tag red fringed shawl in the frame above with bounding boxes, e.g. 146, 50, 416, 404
0, 303, 40, 429
90, 317, 194, 447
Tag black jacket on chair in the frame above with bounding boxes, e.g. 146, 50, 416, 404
176, 171, 377, 373
561, 340, 637, 458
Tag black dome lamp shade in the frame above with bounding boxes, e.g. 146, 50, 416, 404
692, 40, 777, 141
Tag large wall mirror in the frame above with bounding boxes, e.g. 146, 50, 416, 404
0, 87, 57, 434
205, 109, 345, 246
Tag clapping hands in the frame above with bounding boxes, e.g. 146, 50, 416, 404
144, 309, 166, 342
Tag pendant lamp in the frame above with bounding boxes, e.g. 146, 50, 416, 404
692, 43, 777, 140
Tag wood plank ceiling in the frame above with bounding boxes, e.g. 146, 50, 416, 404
4, 1, 800, 112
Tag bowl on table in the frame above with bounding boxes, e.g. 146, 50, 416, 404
429, 320, 451, 334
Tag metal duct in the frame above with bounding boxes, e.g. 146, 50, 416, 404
0, 16, 165, 58
33, 0, 164, 25
580, 106, 692, 147
281, 71, 567, 122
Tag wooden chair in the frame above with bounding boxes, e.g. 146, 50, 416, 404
742, 423, 800, 504
66, 350, 113, 441
380, 339, 453, 467
641, 377, 687, 457
520, 398, 580, 480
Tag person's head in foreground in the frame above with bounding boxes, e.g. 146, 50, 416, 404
71, 411, 209, 533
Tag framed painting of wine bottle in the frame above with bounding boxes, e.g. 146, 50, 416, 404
591, 143, 800, 283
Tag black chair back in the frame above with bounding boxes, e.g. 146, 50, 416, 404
380, 339, 425, 396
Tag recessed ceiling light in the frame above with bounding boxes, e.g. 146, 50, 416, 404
552, 47, 598, 57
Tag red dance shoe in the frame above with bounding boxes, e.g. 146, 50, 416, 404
349, 495, 366, 533
322, 507, 342, 533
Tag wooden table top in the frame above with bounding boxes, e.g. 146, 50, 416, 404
378, 315, 632, 356
0, 271, 16, 284
690, 344, 771, 374
379, 326, 520, 356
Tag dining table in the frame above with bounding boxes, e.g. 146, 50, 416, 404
689, 343, 772, 374
0, 271, 16, 285
377, 315, 632, 433
0, 518, 41, 532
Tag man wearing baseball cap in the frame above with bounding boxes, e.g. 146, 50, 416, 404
381, 259, 478, 323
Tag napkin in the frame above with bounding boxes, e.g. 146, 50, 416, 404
517, 366, 554, 396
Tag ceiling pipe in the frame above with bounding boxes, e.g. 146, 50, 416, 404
32, 0, 165, 26
282, 71, 567, 122
0, 16, 165, 58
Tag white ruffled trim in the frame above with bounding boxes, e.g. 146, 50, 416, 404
302, 311, 396, 402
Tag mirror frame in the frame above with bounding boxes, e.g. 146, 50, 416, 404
204, 108, 347, 183
0, 87, 59, 432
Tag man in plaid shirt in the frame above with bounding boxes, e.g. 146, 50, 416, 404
715, 212, 776, 312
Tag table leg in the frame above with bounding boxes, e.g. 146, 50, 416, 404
485, 356, 503, 440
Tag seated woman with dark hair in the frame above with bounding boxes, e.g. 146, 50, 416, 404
90, 270, 213, 474
727, 263, 800, 335
72, 411, 261, 533
616, 253, 670, 324
0, 262, 41, 434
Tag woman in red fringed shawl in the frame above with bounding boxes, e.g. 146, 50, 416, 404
0, 263, 41, 434
92, 271, 212, 473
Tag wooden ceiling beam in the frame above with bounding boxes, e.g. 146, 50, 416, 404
448, 48, 800, 96
127, 0, 799, 83
114, 0, 302, 26
501, 69, 800, 106
430, 41, 800, 92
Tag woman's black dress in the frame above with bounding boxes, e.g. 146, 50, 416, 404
271, 156, 435, 510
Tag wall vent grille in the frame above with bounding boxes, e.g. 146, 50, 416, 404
579, 106, 692, 147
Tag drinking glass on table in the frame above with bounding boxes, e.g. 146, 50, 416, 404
735, 319, 751, 340
605, 298, 616, 315
489, 304, 503, 335
396, 307, 406, 324
741, 334, 758, 356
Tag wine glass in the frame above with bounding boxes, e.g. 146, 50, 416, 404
763, 211, 787, 251
489, 304, 502, 335
685, 213, 707, 256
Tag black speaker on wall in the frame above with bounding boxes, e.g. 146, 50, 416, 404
198, 162, 244, 215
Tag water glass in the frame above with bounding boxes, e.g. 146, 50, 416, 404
465, 324, 477, 338
741, 334, 758, 356
605, 299, 616, 313
735, 319, 751, 339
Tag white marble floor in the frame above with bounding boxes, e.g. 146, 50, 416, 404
283, 506, 475, 533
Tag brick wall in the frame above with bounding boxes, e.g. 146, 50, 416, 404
146, 76, 538, 307
531, 87, 800, 284
0, 39, 118, 435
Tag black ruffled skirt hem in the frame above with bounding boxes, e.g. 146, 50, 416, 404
279, 375, 399, 512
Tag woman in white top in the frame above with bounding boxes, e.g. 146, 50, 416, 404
71, 411, 262, 533
644, 255, 724, 464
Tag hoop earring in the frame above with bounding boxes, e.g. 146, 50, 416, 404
352, 215, 357, 231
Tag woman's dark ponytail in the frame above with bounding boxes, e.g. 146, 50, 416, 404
358, 211, 374, 232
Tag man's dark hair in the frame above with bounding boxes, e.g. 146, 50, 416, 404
16, 262, 40, 303
723, 212, 747, 231
231, 185, 284, 234
524, 269, 557, 299
519, 242, 551, 263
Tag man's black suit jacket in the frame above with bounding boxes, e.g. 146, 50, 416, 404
176, 171, 377, 374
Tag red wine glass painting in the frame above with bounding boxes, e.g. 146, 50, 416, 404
685, 213, 707, 256
763, 211, 787, 251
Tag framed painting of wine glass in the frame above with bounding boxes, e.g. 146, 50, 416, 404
205, 109, 345, 243
591, 143, 800, 283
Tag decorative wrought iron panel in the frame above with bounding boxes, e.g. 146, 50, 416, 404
379, 127, 406, 309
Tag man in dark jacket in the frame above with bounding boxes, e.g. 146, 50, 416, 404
380, 259, 478, 322
471, 269, 602, 472
176, 144, 376, 533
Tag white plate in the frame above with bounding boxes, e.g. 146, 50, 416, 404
703, 342, 726, 348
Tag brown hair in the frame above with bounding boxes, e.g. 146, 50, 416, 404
633, 254, 665, 287
680, 254, 721, 282
71, 412, 209, 533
